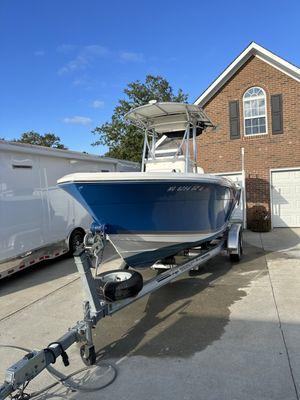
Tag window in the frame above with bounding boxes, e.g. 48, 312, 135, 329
243, 87, 267, 135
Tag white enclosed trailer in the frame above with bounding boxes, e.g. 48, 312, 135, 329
0, 140, 138, 279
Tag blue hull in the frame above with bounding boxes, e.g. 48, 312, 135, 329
60, 179, 238, 267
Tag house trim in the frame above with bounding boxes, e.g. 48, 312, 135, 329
194, 42, 300, 107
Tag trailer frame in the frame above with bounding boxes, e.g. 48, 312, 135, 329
0, 222, 242, 400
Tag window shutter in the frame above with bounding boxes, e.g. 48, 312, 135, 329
271, 94, 283, 134
229, 101, 240, 139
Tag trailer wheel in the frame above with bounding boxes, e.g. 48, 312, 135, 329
97, 269, 143, 302
229, 231, 243, 262
69, 229, 85, 254
80, 345, 96, 366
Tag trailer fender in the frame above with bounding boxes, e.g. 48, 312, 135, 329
227, 223, 243, 262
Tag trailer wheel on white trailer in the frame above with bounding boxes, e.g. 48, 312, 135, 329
68, 228, 86, 255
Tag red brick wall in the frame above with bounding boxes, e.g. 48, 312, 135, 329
198, 56, 300, 222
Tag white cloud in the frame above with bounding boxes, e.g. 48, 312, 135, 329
34, 50, 45, 56
58, 55, 89, 75
91, 100, 104, 108
58, 45, 110, 75
83, 45, 109, 57
63, 116, 92, 126
58, 45, 145, 75
119, 51, 144, 62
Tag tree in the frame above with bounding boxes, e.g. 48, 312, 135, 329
14, 131, 67, 149
92, 75, 188, 162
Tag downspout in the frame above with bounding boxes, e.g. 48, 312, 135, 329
241, 147, 247, 228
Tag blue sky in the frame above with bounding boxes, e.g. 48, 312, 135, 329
1, 0, 299, 155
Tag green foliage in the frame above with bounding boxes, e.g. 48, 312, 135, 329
14, 131, 67, 149
92, 75, 188, 162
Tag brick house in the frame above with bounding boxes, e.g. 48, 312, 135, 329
195, 42, 300, 229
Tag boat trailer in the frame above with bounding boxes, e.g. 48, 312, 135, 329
0, 223, 242, 400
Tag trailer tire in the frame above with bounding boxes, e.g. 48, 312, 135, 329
97, 269, 143, 302
69, 229, 85, 254
80, 345, 96, 366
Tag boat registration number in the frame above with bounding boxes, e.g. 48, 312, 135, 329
167, 185, 205, 192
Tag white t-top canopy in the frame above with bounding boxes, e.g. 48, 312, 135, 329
125, 102, 213, 134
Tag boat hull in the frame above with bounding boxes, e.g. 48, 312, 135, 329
108, 230, 227, 267
59, 174, 239, 268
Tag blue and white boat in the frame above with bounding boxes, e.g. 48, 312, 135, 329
58, 102, 240, 268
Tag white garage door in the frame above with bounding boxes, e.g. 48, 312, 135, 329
214, 172, 245, 226
271, 169, 300, 227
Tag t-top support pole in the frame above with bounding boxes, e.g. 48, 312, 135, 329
192, 123, 198, 173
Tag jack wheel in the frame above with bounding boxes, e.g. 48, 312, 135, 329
80, 345, 96, 366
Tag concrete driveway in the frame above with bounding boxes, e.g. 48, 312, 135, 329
0, 228, 300, 400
